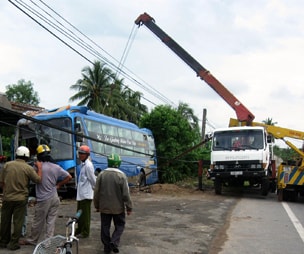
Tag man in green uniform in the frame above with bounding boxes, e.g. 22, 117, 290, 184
94, 153, 133, 253
0, 146, 42, 250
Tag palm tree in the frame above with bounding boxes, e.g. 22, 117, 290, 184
70, 61, 148, 124
105, 83, 148, 124
262, 117, 277, 126
177, 102, 199, 129
122, 89, 148, 124
69, 61, 115, 112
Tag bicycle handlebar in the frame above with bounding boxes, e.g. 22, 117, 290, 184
66, 210, 82, 227
73, 209, 82, 220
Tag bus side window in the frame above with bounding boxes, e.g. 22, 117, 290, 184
132, 131, 144, 141
102, 124, 113, 135
92, 141, 104, 154
105, 145, 119, 155
90, 122, 101, 134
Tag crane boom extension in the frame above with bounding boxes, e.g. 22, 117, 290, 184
135, 12, 255, 123
230, 117, 304, 159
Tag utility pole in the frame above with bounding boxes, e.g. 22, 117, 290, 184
201, 108, 207, 140
198, 108, 207, 190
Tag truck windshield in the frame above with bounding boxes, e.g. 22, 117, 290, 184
213, 129, 264, 151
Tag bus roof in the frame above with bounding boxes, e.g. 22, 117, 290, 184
32, 105, 149, 133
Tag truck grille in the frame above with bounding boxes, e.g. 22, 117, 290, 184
214, 160, 263, 172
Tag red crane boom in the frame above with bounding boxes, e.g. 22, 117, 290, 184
135, 12, 255, 124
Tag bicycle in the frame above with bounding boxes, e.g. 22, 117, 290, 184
32, 210, 82, 254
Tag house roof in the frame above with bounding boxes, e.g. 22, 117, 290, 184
0, 94, 44, 128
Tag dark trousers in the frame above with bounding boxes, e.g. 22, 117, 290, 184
0, 199, 27, 248
100, 212, 125, 251
76, 199, 92, 237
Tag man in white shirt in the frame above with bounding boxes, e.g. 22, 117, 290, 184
75, 145, 96, 238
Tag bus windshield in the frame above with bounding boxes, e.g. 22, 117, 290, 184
16, 118, 73, 161
213, 129, 264, 151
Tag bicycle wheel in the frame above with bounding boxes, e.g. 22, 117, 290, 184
32, 235, 66, 254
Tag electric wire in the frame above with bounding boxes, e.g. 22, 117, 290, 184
0, 106, 207, 169
10, 0, 175, 108
36, 0, 175, 106
7, 0, 207, 163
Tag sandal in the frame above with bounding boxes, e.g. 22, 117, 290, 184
19, 239, 35, 245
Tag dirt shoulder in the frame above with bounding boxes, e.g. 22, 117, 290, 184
1, 184, 237, 254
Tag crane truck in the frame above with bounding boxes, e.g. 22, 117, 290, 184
230, 118, 304, 201
135, 12, 276, 196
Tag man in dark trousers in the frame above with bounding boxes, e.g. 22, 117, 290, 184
94, 153, 133, 254
76, 145, 96, 238
0, 146, 42, 250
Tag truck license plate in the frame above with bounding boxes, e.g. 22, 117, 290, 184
230, 171, 243, 176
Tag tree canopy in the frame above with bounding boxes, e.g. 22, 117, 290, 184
5, 79, 40, 105
140, 103, 209, 183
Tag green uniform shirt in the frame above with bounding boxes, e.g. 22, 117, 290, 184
94, 168, 133, 214
0, 159, 41, 201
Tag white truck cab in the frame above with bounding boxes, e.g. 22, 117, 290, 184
209, 126, 273, 195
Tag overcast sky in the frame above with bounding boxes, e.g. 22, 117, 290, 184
1, 0, 304, 146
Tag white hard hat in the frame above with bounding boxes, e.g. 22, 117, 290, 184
16, 146, 30, 158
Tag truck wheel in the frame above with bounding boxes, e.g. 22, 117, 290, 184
277, 189, 283, 201
261, 178, 269, 196
270, 180, 276, 193
289, 190, 298, 202
214, 178, 222, 195
282, 190, 288, 201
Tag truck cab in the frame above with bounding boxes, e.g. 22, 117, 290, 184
209, 126, 273, 195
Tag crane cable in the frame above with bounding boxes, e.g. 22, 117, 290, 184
116, 25, 138, 79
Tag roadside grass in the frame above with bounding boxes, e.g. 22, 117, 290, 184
175, 176, 214, 190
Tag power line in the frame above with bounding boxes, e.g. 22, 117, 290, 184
37, 0, 175, 106
9, 0, 175, 108
0, 106, 205, 167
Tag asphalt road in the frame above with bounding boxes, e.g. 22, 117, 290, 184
0, 185, 236, 254
217, 191, 304, 254
2, 184, 303, 254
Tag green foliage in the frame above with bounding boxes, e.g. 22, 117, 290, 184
273, 145, 300, 162
5, 79, 40, 105
0, 126, 14, 159
262, 117, 278, 125
3, 79, 39, 159
69, 61, 147, 125
140, 103, 209, 183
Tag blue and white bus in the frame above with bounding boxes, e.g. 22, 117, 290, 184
14, 105, 158, 192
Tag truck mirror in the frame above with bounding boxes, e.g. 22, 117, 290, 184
267, 135, 273, 143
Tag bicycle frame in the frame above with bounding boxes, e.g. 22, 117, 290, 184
32, 210, 82, 254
